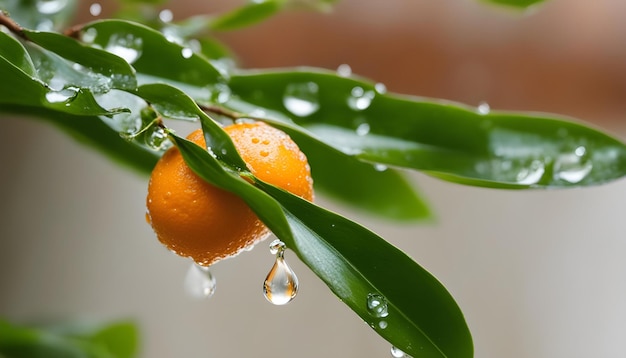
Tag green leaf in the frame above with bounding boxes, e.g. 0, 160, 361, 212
172, 130, 472, 357
0, 55, 119, 116
0, 31, 36, 76
0, 0, 78, 31
481, 0, 545, 8
88, 321, 138, 358
81, 20, 223, 89
209, 1, 284, 31
227, 69, 626, 189
23, 29, 137, 90
0, 319, 139, 358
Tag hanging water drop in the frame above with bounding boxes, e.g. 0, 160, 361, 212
89, 3, 102, 16
477, 101, 490, 115
45, 87, 78, 104
283, 82, 320, 117
366, 293, 389, 318
184, 262, 216, 299
263, 239, 299, 305
390, 346, 412, 358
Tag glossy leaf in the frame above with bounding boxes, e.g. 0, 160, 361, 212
172, 129, 471, 357
0, 0, 77, 31
23, 29, 137, 90
227, 69, 626, 189
208, 1, 284, 31
0, 31, 36, 76
82, 20, 223, 88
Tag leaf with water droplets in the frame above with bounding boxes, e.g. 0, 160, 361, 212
226, 69, 626, 189
481, 0, 545, 9
23, 29, 137, 90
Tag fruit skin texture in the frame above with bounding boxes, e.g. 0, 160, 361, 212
146, 122, 313, 266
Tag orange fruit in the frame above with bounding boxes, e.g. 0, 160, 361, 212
146, 122, 314, 266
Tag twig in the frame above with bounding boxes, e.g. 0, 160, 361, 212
0, 11, 26, 39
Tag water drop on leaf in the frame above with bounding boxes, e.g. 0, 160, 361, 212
283, 82, 320, 117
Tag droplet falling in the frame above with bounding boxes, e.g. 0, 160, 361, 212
184, 262, 216, 299
263, 239, 299, 305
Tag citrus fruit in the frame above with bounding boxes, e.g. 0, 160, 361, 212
146, 122, 314, 266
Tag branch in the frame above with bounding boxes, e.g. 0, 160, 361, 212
0, 11, 26, 39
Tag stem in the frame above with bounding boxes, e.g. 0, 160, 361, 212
0, 11, 26, 39
199, 104, 267, 123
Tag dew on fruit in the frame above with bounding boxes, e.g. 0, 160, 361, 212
184, 263, 216, 299
337, 63, 352, 77
553, 145, 592, 183
88, 3, 102, 16
477, 101, 491, 115
283, 82, 320, 117
36, 0, 68, 14
348, 86, 375, 111
366, 293, 389, 318
105, 33, 143, 64
263, 239, 299, 305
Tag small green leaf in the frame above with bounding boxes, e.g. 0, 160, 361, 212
227, 69, 626, 189
209, 1, 284, 31
88, 321, 138, 358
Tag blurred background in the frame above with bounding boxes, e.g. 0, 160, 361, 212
2, 0, 626, 357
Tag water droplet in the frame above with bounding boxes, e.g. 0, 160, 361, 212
337, 64, 352, 77
390, 346, 411, 358
35, 19, 54, 31
260, 150, 270, 157
283, 82, 320, 117
159, 9, 174, 23
516, 159, 545, 185
146, 126, 169, 150
553, 146, 592, 183
89, 3, 102, 16
477, 101, 490, 115
45, 87, 78, 103
210, 83, 231, 104
181, 47, 193, 59
105, 33, 143, 64
356, 122, 370, 136
374, 164, 388, 172
348, 87, 375, 111
378, 321, 388, 329
263, 239, 298, 305
37, 0, 69, 14
366, 293, 389, 318
375, 82, 387, 94
184, 263, 216, 299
